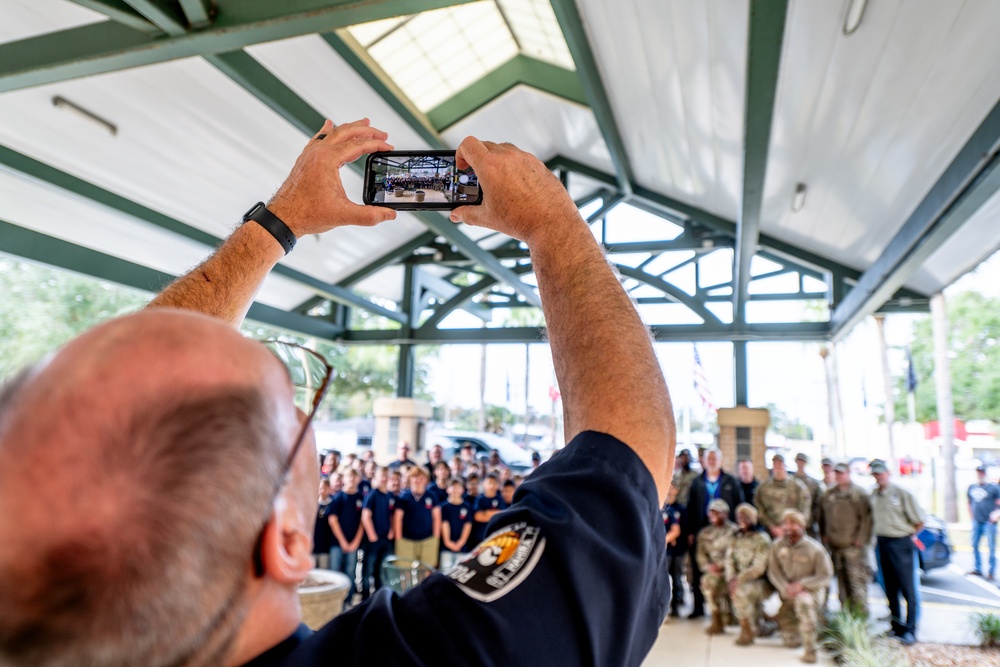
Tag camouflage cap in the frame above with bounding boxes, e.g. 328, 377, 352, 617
795, 453, 809, 463
870, 459, 888, 474
821, 457, 834, 466
708, 499, 730, 514
735, 503, 758, 524
833, 462, 850, 473
781, 509, 807, 527
771, 453, 785, 463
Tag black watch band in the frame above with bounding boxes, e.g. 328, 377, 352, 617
242, 201, 296, 255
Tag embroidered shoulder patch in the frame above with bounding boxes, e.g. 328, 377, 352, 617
445, 521, 545, 602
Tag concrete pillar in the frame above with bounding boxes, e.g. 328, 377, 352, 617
717, 406, 770, 473
373, 397, 433, 466
931, 293, 957, 523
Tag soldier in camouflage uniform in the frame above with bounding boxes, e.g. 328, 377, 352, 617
756, 454, 811, 538
726, 503, 774, 646
794, 453, 824, 540
818, 461, 873, 616
768, 510, 834, 664
697, 499, 737, 635
672, 449, 700, 506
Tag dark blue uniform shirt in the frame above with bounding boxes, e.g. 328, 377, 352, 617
471, 493, 508, 545
661, 502, 685, 556
329, 490, 364, 544
362, 489, 396, 541
241, 431, 668, 666
440, 500, 473, 552
312, 499, 333, 555
397, 490, 436, 540
426, 482, 448, 506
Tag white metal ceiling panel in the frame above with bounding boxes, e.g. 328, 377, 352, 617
0, 0, 104, 44
762, 0, 1000, 295
577, 0, 748, 221
440, 85, 613, 171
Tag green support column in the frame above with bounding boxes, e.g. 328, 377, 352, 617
397, 263, 418, 398
734, 340, 748, 407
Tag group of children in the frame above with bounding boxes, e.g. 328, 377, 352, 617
314, 451, 523, 603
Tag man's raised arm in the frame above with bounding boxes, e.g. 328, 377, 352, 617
452, 139, 675, 498
147, 119, 395, 327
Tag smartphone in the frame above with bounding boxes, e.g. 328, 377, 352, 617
362, 150, 482, 210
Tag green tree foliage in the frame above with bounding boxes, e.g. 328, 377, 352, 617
0, 258, 150, 380
766, 402, 814, 440
895, 291, 1000, 422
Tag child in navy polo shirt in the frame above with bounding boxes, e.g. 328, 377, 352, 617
464, 473, 480, 504
501, 479, 516, 506
471, 473, 507, 545
313, 478, 334, 569
427, 461, 451, 505
329, 468, 365, 601
393, 467, 441, 567
439, 478, 473, 571
360, 467, 396, 600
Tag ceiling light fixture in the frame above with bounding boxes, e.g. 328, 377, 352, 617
792, 183, 807, 212
52, 96, 117, 136
843, 0, 868, 36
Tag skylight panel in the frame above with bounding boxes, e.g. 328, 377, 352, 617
497, 0, 575, 70
361, 1, 520, 112
347, 15, 412, 48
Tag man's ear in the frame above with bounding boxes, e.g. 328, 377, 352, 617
258, 496, 313, 584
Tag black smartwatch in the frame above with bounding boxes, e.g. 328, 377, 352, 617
242, 202, 296, 255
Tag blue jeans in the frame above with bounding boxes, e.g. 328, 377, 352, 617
330, 545, 359, 591
361, 540, 392, 600
972, 520, 998, 576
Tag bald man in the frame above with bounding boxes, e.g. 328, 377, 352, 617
0, 120, 675, 666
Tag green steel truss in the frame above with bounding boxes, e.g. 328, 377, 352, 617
3, 0, 978, 402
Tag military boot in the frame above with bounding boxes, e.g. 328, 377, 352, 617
735, 620, 754, 646
800, 636, 817, 664
705, 614, 725, 635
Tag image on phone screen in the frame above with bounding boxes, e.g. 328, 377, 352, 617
363, 150, 482, 210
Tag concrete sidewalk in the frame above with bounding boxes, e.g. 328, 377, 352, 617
642, 618, 835, 667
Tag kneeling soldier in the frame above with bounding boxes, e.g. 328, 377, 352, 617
726, 503, 774, 646
767, 509, 833, 664
697, 499, 738, 635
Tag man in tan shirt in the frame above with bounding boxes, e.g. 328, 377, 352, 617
767, 510, 833, 664
818, 462, 873, 616
756, 454, 811, 538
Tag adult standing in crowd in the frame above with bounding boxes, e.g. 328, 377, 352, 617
871, 459, 925, 645
968, 464, 1000, 580
661, 483, 687, 619
737, 459, 759, 507
387, 442, 416, 470
793, 453, 823, 540
686, 448, 743, 619
818, 462, 873, 617
0, 122, 675, 665
767, 510, 833, 664
820, 457, 835, 490
756, 454, 811, 539
673, 449, 700, 506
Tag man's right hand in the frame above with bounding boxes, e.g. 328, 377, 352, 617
450, 138, 582, 248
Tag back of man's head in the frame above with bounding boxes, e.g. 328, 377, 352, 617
0, 311, 288, 666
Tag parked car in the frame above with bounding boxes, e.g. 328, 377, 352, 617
428, 430, 534, 474
916, 514, 952, 573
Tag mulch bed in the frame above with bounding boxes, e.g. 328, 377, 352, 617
900, 642, 1000, 666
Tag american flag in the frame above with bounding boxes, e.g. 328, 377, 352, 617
693, 344, 717, 413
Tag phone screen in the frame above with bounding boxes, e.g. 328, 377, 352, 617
363, 150, 482, 210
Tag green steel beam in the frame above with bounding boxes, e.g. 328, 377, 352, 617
546, 155, 930, 302
338, 231, 438, 287
396, 263, 418, 397
207, 48, 543, 309
0, 0, 478, 93
0, 144, 406, 322
177, 0, 214, 28
426, 55, 586, 132
733, 0, 788, 324
734, 340, 748, 405
549, 0, 633, 195
616, 266, 722, 325
0, 218, 342, 339
342, 321, 830, 345
121, 0, 188, 35
830, 95, 1000, 340
66, 0, 162, 35
321, 32, 447, 149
